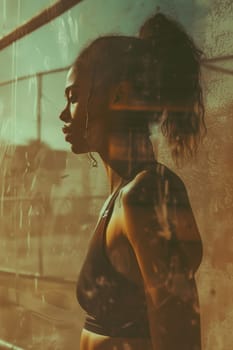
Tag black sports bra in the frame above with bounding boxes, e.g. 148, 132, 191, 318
76, 185, 150, 338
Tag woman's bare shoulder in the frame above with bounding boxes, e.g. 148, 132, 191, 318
121, 168, 156, 207
121, 163, 187, 208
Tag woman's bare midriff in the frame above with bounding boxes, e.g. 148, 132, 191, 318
80, 329, 152, 350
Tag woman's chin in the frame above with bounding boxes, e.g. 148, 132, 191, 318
71, 143, 88, 155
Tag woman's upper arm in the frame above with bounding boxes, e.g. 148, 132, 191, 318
121, 169, 171, 293
121, 168, 202, 349
121, 171, 172, 349
121, 168, 202, 278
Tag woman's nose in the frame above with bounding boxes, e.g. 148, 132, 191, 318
59, 104, 72, 123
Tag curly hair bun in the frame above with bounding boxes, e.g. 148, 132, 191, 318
140, 13, 189, 45
139, 13, 206, 163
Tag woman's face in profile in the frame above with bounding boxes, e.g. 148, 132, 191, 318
59, 65, 110, 155
59, 58, 163, 163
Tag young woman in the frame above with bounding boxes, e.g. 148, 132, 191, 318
59, 13, 205, 350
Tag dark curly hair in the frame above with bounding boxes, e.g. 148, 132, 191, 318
139, 13, 206, 162
73, 13, 205, 163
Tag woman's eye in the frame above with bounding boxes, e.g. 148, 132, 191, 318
67, 89, 78, 104
70, 96, 78, 104
68, 94, 78, 104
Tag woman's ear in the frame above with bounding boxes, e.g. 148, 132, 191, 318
110, 81, 133, 110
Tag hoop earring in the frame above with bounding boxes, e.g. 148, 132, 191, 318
88, 152, 98, 168
85, 93, 98, 168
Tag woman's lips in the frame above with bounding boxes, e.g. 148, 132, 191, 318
61, 124, 85, 145
62, 124, 73, 142
62, 123, 72, 134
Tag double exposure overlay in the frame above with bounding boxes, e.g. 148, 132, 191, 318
0, 1, 232, 349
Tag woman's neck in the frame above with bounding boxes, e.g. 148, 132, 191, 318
103, 158, 156, 194
104, 164, 125, 194
100, 129, 157, 190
